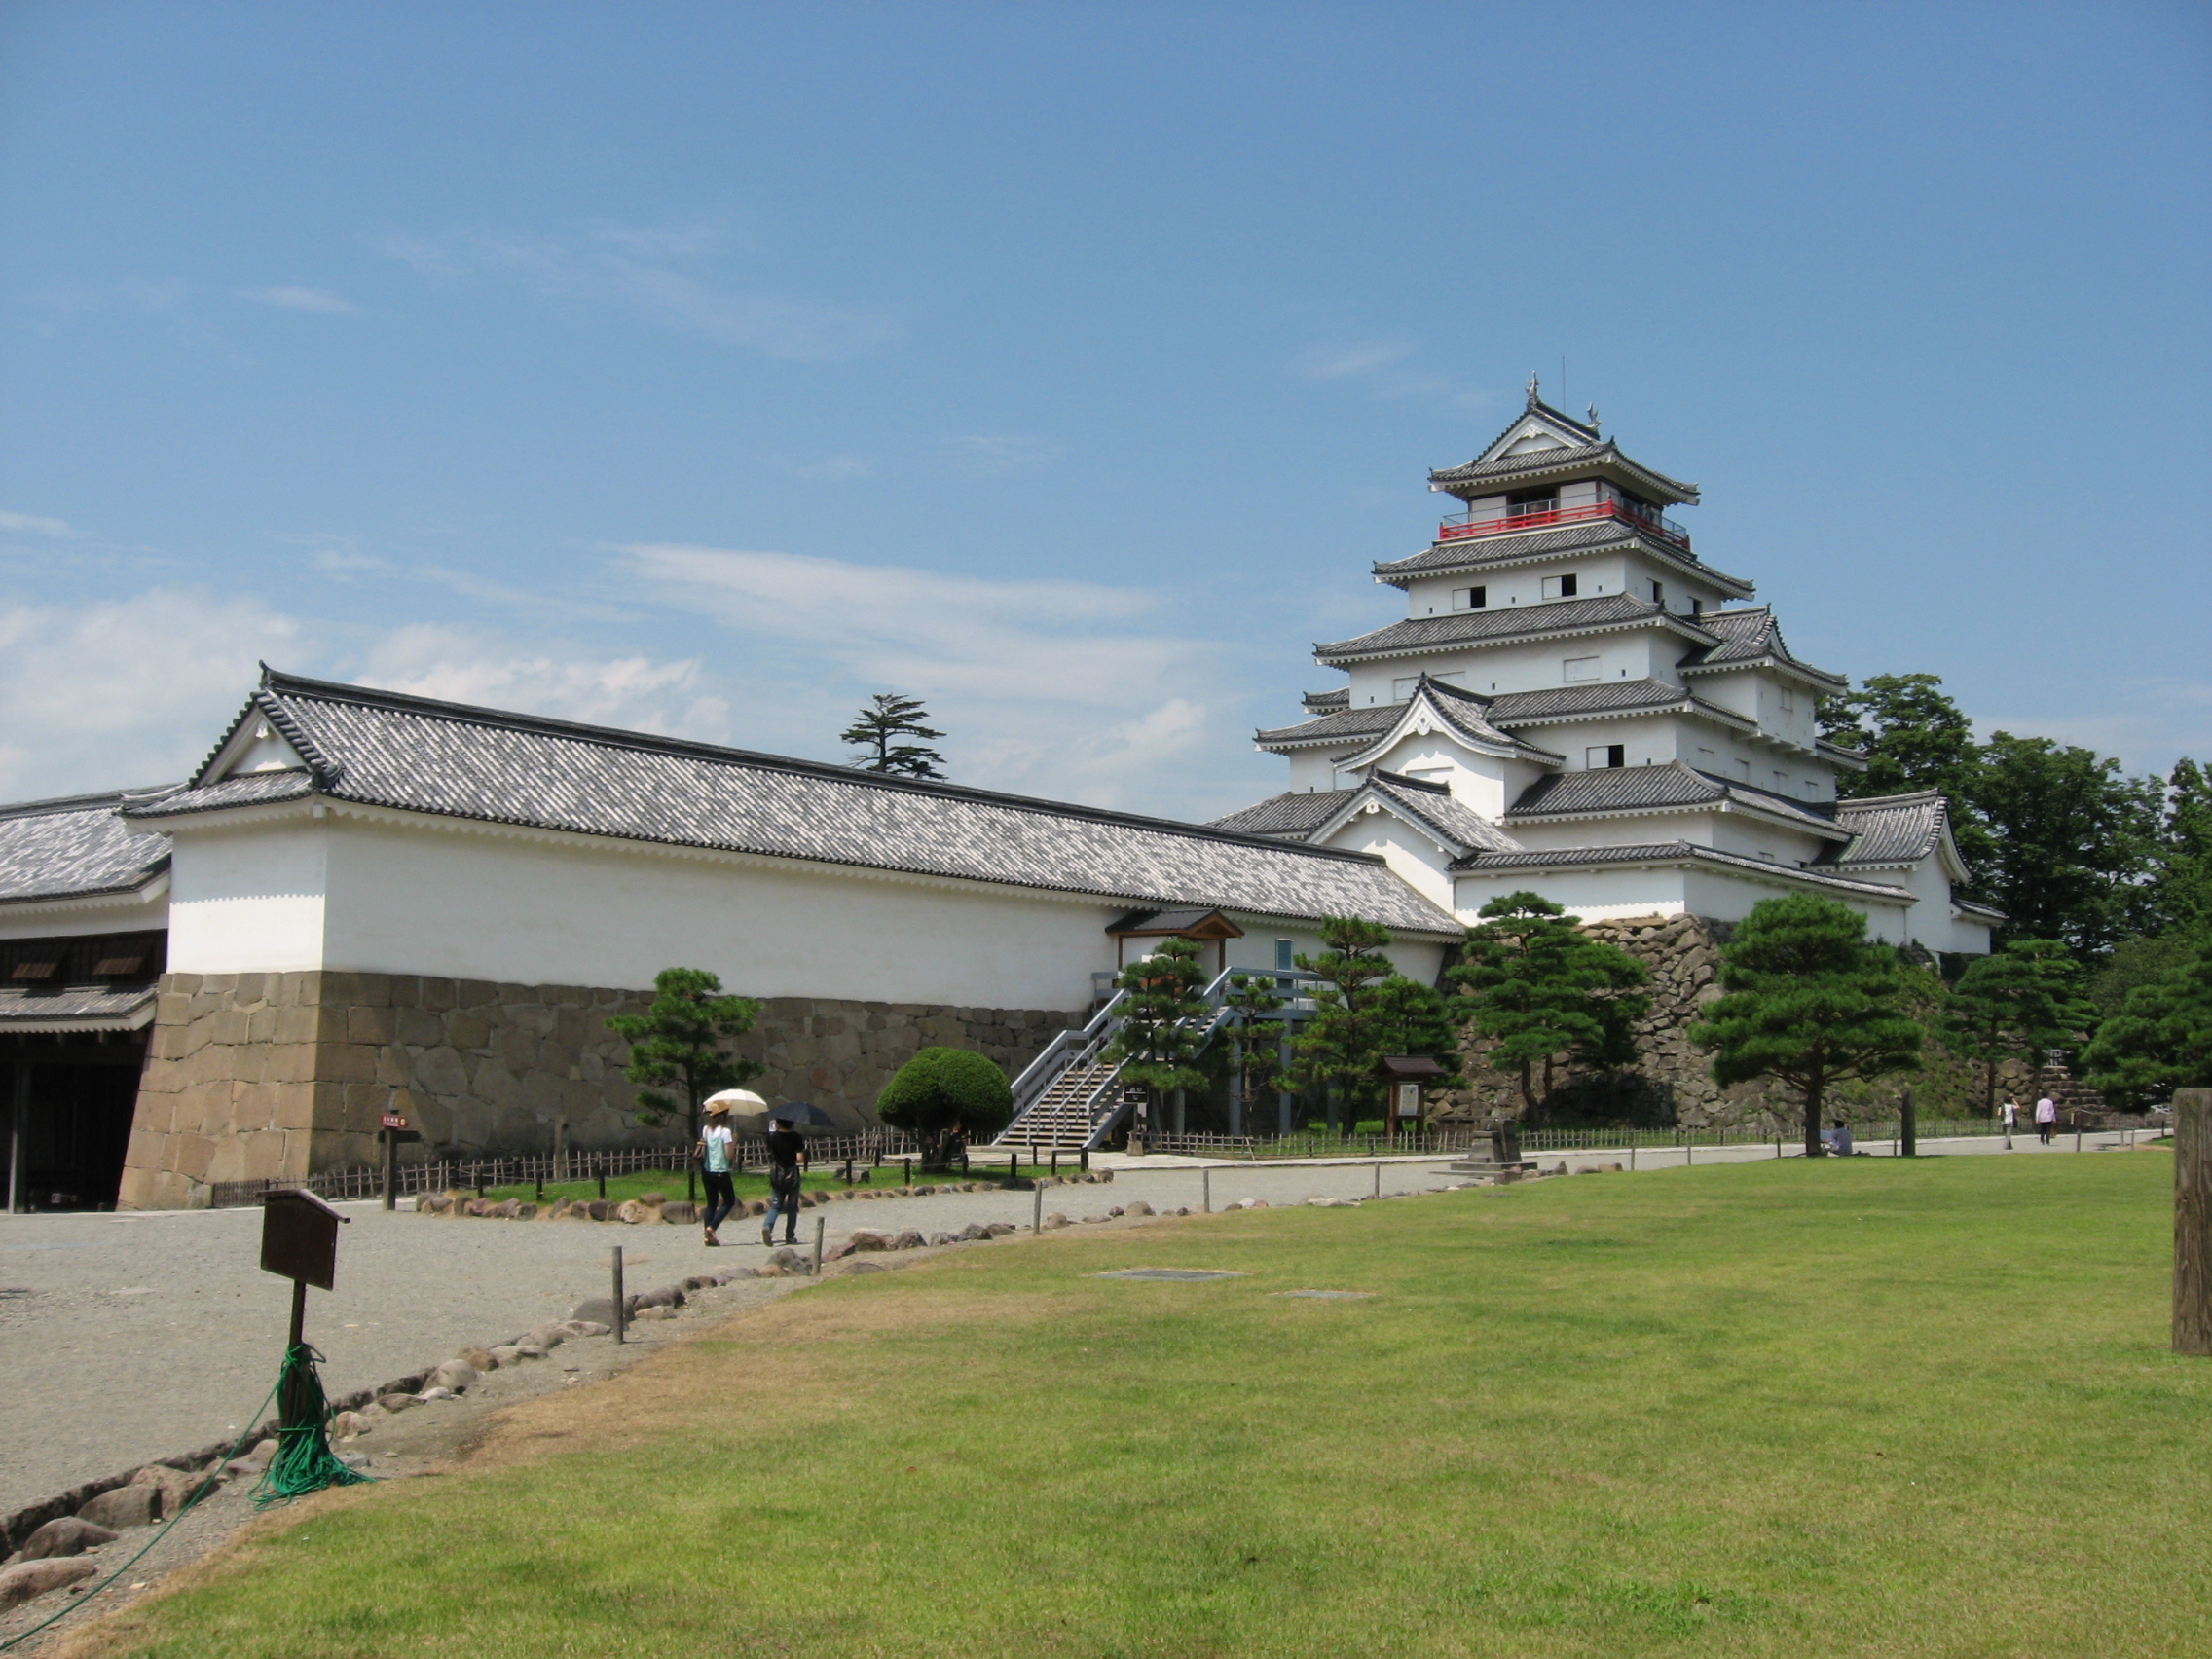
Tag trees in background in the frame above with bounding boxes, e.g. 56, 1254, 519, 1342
1818, 671, 2206, 960
1368, 975, 1464, 1088
1941, 940, 2095, 1118
840, 692, 946, 778
1103, 938, 1216, 1135
1291, 915, 1397, 1133
2078, 937, 2212, 1109
606, 968, 762, 1199
1222, 972, 1288, 1128
1448, 892, 1647, 1116
876, 1047, 1014, 1164
1690, 895, 1922, 1156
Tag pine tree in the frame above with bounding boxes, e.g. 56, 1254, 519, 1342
1291, 915, 1397, 1133
1368, 975, 1464, 1087
840, 692, 946, 778
1941, 940, 2096, 1118
2150, 757, 2212, 939
1222, 972, 1288, 1126
1447, 892, 1647, 1116
605, 968, 762, 1198
1102, 939, 1215, 1134
1689, 895, 1923, 1156
2078, 936, 2212, 1109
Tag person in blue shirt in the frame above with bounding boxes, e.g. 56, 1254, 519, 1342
696, 1099, 738, 1246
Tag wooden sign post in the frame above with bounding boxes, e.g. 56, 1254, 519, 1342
2175, 1088, 2211, 1357
262, 1188, 347, 1350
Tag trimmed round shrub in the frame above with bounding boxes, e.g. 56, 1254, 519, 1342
877, 1047, 1014, 1152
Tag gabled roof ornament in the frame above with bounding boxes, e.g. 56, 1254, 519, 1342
1586, 404, 1601, 432
1525, 371, 1541, 408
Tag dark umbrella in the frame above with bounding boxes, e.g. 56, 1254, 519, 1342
770, 1102, 836, 1130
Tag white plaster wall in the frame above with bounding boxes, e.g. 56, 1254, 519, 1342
1346, 627, 1680, 707
1454, 866, 1692, 925
1679, 868, 1913, 938
1284, 753, 1341, 793
1704, 818, 1837, 866
307, 815, 1120, 1011
1314, 811, 1457, 914
1359, 735, 1525, 820
0, 889, 168, 940
166, 821, 330, 974
1510, 813, 1722, 852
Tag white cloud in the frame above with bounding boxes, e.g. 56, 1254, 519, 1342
240, 287, 360, 314
1979, 680, 2212, 775
789, 454, 876, 482
0, 588, 306, 798
945, 433, 1054, 478
354, 624, 730, 741
0, 510, 75, 536
621, 542, 1249, 808
371, 219, 898, 362
1292, 337, 1492, 407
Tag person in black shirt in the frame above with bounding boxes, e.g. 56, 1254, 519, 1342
761, 1115, 807, 1247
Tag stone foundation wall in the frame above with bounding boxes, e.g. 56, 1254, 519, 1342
120, 971, 1078, 1209
1436, 911, 2010, 1130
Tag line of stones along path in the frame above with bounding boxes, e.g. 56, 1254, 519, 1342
0, 1129, 2149, 1518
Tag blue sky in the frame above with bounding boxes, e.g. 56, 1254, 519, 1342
3, 2, 2206, 817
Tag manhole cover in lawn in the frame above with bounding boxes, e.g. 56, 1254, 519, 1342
1275, 1289, 1373, 1300
1093, 1269, 1245, 1281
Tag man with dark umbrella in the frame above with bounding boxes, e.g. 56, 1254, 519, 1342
761, 1111, 808, 1247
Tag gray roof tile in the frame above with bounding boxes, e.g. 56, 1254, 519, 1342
1485, 678, 1752, 730
1373, 519, 1751, 594
1829, 792, 1948, 866
131, 673, 1462, 936
0, 790, 173, 906
0, 982, 160, 1031
1505, 762, 1847, 837
1365, 773, 1524, 855
1316, 592, 1711, 663
1452, 840, 1915, 901
1202, 789, 1356, 840
1676, 607, 1845, 689
1425, 437, 1699, 503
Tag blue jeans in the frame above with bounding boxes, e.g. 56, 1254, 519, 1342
763, 1171, 801, 1241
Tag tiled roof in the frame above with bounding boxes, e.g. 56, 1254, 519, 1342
1829, 792, 1947, 866
1203, 790, 1355, 841
1486, 678, 1754, 731
1363, 772, 1524, 855
1372, 520, 1752, 595
1334, 679, 1563, 767
128, 771, 314, 817
128, 672, 1462, 937
1301, 688, 1348, 715
0, 790, 173, 906
1504, 762, 1848, 838
1452, 840, 1916, 902
1315, 592, 1710, 663
1425, 438, 1699, 504
1254, 704, 1401, 749
1677, 607, 1845, 690
0, 982, 160, 1032
1953, 897, 2007, 922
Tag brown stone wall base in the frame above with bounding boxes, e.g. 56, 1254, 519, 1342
120, 972, 1076, 1209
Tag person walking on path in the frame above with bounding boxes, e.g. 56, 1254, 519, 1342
761, 1114, 808, 1247
2000, 1097, 2018, 1147
697, 1100, 738, 1247
2035, 1094, 2058, 1145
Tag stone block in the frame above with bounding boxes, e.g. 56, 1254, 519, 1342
320, 971, 391, 1008
418, 977, 457, 1012
446, 1012, 490, 1051
348, 1005, 397, 1045
316, 1044, 382, 1085
414, 1045, 469, 1096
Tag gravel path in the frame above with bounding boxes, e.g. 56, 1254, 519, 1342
0, 1161, 1454, 1519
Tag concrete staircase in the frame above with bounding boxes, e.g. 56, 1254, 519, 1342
979, 1063, 1125, 1154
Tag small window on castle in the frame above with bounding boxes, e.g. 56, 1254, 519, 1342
1696, 747, 1716, 768
1540, 573, 1579, 600
1779, 685, 1795, 714
1563, 656, 1601, 682
1649, 580, 1664, 603
1275, 939, 1295, 971
1773, 771, 1788, 792
1391, 677, 1419, 702
1452, 585, 1487, 610
1734, 759, 1751, 782
1586, 745, 1625, 769
1690, 598, 1704, 616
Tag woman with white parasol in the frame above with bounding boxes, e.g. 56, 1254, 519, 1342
697, 1088, 766, 1247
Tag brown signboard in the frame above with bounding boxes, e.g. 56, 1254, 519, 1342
260, 1188, 348, 1291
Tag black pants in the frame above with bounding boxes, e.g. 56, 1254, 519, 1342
2039, 1123, 2054, 1143
702, 1171, 736, 1234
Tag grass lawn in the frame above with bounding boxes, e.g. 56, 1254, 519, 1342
70, 1150, 2207, 1657
479, 1159, 1061, 1209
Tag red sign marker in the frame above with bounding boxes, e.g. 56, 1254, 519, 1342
380, 1113, 408, 1130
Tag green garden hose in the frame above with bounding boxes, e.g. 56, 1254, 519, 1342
252, 1342, 375, 1510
